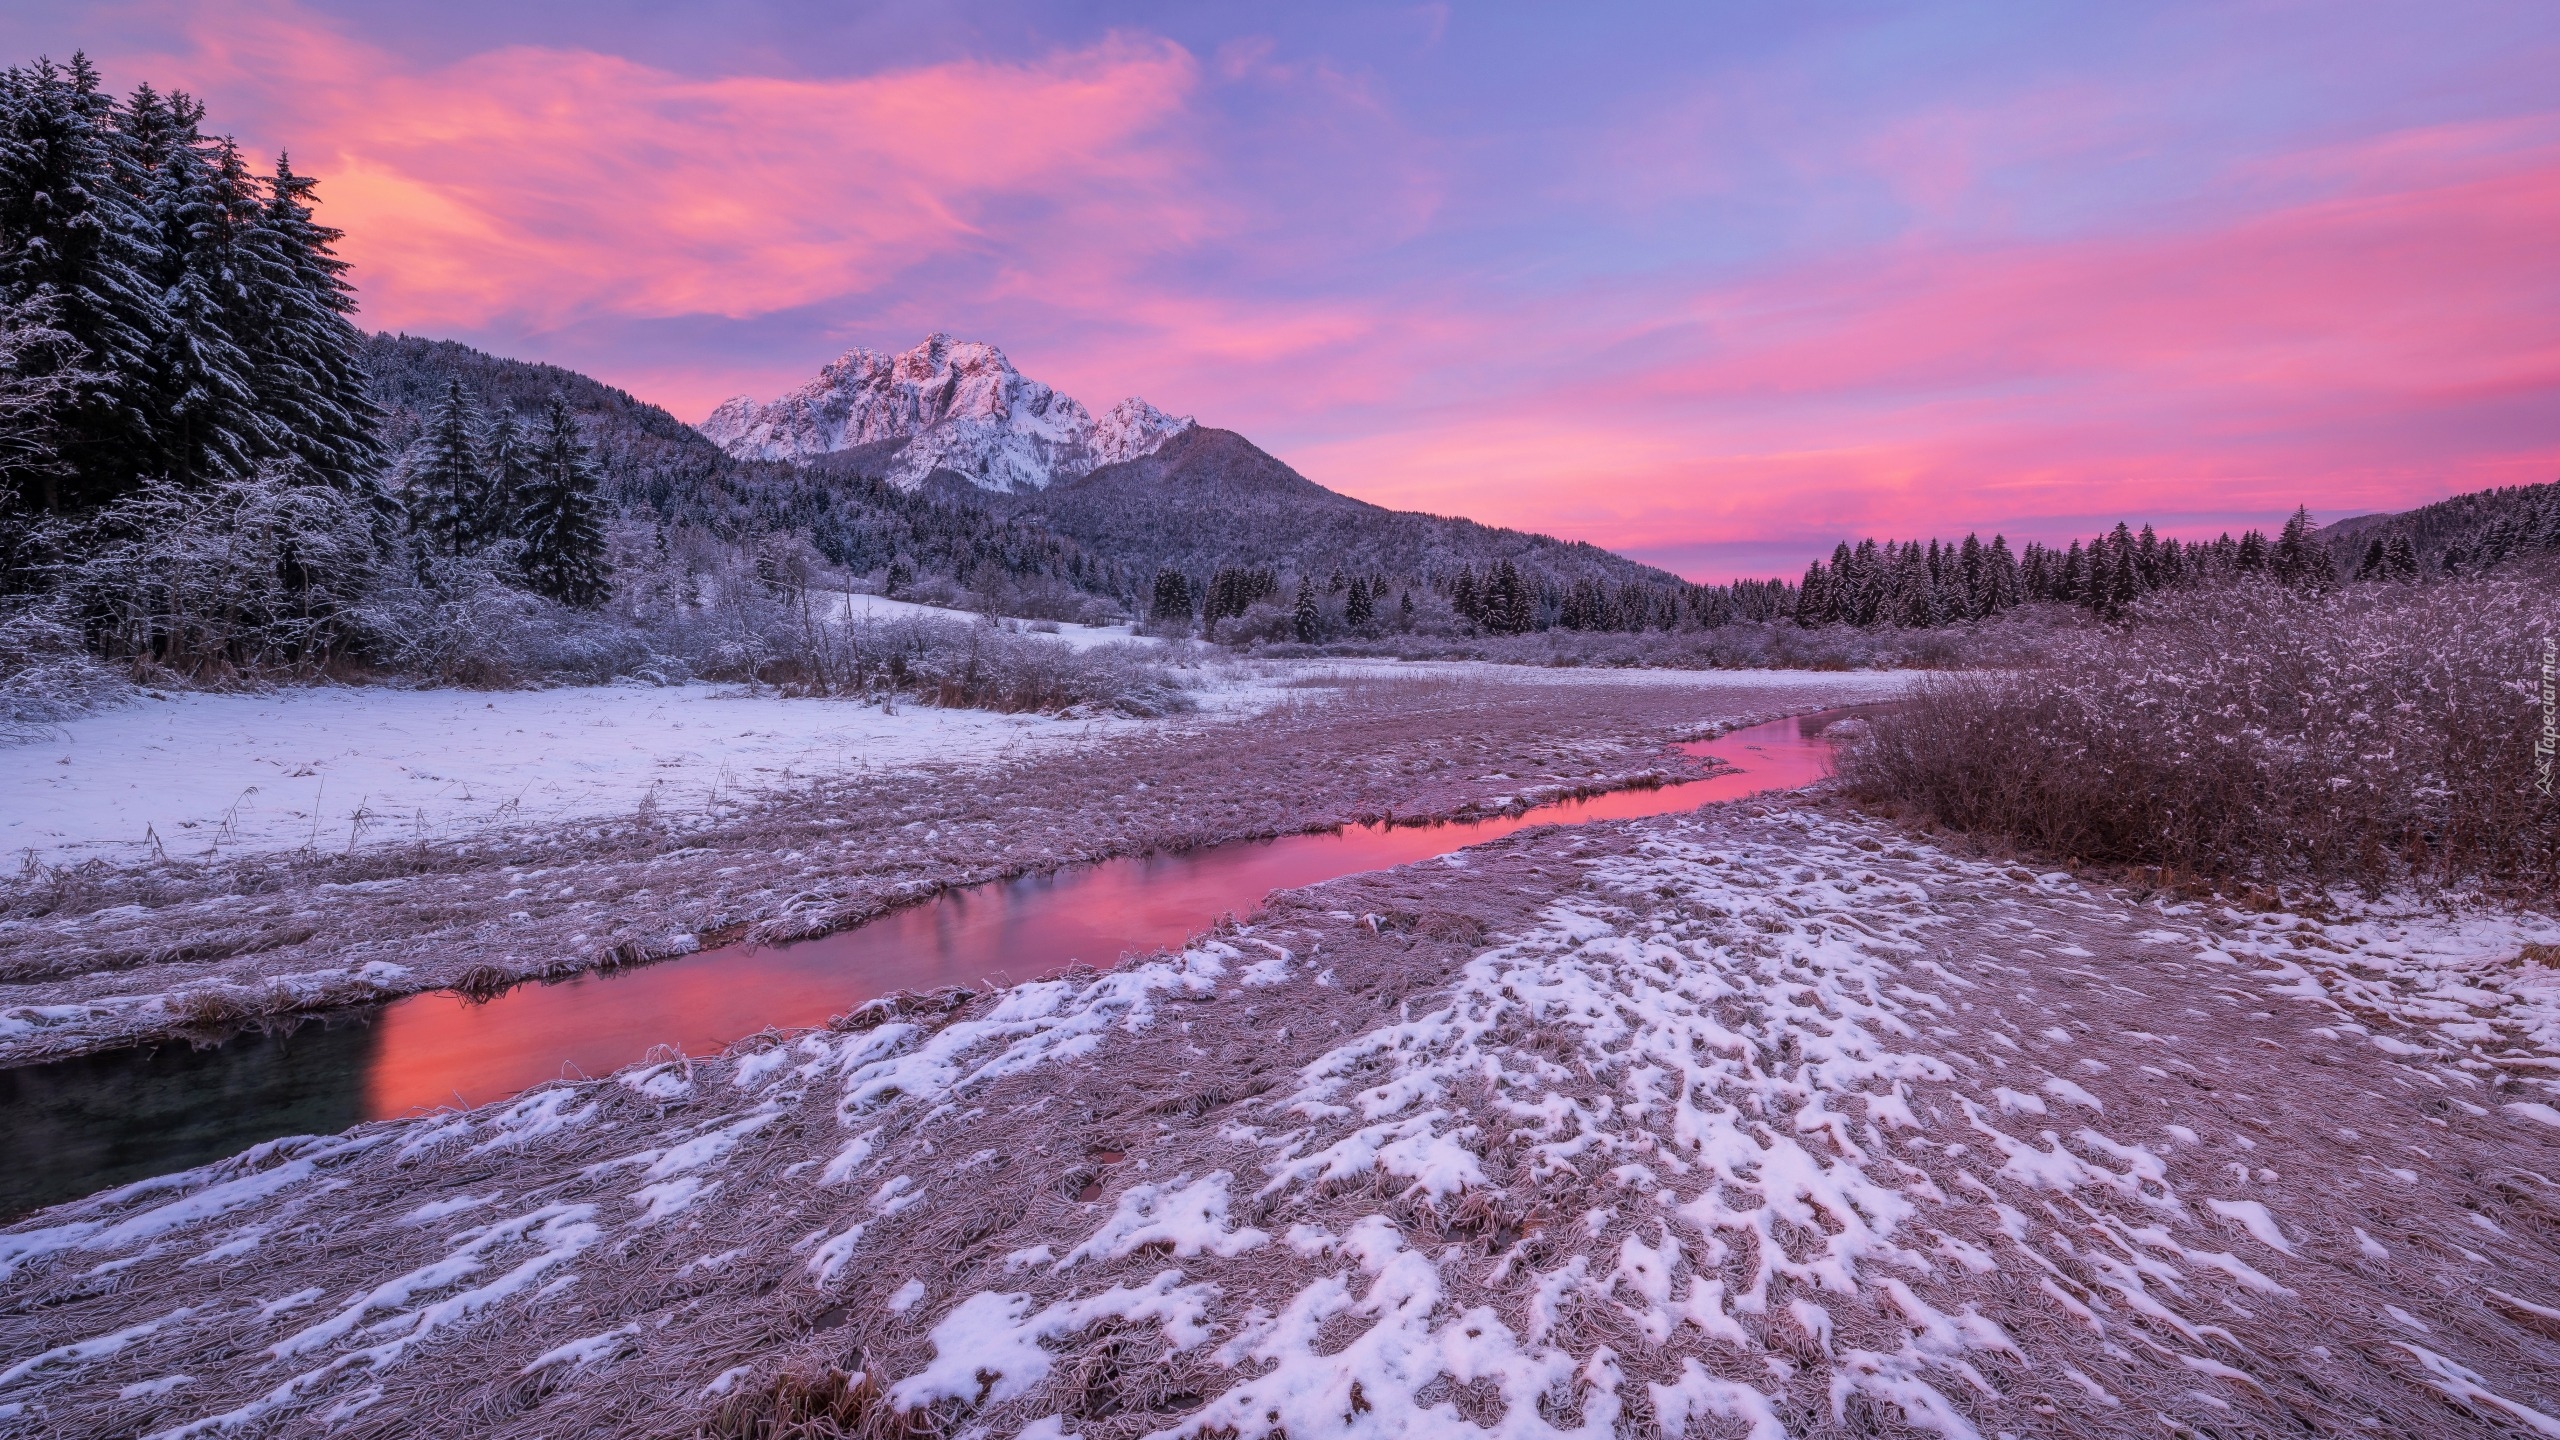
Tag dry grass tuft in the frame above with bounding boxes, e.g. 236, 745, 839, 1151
700, 1365, 883, 1440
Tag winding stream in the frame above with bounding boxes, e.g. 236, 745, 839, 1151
1, 709, 1849, 1218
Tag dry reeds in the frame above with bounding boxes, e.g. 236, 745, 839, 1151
1839, 579, 2560, 897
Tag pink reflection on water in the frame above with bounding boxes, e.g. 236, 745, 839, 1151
361, 711, 1838, 1119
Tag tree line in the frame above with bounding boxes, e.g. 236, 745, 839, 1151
1143, 503, 2477, 644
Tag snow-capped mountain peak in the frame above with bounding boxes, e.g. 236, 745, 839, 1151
698, 334, 1194, 491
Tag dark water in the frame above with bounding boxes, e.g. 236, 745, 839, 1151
1, 710, 1845, 1219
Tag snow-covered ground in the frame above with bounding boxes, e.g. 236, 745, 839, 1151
0, 683, 1144, 863
8, 803, 2560, 1437
832, 591, 1157, 650
0, 665, 1900, 866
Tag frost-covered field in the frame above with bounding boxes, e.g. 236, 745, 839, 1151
0, 664, 1892, 866
0, 670, 1902, 1064
7, 799, 2559, 1438
0, 683, 1155, 863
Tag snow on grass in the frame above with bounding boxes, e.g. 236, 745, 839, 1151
834, 592, 1157, 651
852, 815, 2362, 1436
0, 658, 1871, 865
16, 794, 2556, 1437
0, 680, 1153, 863
2203, 897, 2560, 1085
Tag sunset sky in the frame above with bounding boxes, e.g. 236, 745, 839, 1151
12, 1, 2556, 579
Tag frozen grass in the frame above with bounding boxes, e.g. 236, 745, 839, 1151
6, 800, 2560, 1438
0, 670, 1900, 1064
1839, 580, 2560, 899
834, 594, 1158, 653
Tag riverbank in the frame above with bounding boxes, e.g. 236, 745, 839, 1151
6, 794, 2558, 1438
0, 667, 1906, 1067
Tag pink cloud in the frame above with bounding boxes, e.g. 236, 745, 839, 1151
115, 4, 1212, 336
1282, 119, 2560, 576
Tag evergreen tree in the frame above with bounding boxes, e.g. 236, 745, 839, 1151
244, 154, 382, 493
0, 55, 166, 510
481, 405, 531, 544
2355, 538, 2386, 582
1794, 560, 1828, 626
1149, 566, 1192, 623
141, 129, 262, 486
1344, 574, 1374, 628
518, 395, 608, 606
406, 379, 483, 557
2272, 506, 2321, 588
2106, 540, 2139, 617
1486, 558, 1533, 633
1956, 533, 1985, 618
2384, 533, 2418, 581
1292, 574, 1319, 642
1986, 535, 2020, 611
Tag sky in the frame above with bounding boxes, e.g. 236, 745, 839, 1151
10, 1, 2557, 580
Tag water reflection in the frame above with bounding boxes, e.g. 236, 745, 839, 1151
0, 1016, 378, 1218
3, 709, 1843, 1218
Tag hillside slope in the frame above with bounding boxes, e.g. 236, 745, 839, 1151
2321, 479, 2559, 570
1003, 425, 1685, 586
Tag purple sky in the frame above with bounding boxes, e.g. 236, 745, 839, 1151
12, 1, 2558, 578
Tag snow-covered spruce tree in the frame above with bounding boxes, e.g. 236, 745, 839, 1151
0, 55, 165, 512
1344, 574, 1374, 628
240, 154, 382, 496
2271, 506, 2333, 591
1293, 574, 1319, 643
134, 107, 262, 487
481, 403, 530, 544
405, 379, 484, 558
516, 395, 608, 607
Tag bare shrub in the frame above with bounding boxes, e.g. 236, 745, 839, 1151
1839, 579, 2560, 896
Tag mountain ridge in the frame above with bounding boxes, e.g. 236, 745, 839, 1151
698, 334, 1193, 491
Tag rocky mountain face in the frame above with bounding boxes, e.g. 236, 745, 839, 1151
697, 334, 1193, 491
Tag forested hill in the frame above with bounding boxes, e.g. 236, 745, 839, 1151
992, 424, 1686, 591
361, 334, 1133, 603
2319, 479, 2560, 576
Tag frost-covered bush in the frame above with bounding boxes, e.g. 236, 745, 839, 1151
1209, 598, 1301, 647
1840, 580, 2560, 896
358, 553, 662, 687
45, 469, 385, 682
0, 596, 130, 742
747, 612, 1190, 716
